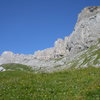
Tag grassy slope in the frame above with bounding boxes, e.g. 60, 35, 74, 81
0, 67, 100, 100
2, 63, 34, 72
68, 41, 100, 68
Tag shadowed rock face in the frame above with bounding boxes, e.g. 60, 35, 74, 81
0, 6, 100, 71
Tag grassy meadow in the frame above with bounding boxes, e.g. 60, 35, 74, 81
0, 65, 100, 100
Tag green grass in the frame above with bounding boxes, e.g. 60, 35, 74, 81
2, 63, 34, 72
0, 67, 100, 100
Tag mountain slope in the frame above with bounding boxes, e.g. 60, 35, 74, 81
66, 39, 100, 69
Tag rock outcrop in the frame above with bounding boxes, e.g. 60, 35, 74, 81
0, 66, 6, 72
0, 6, 100, 72
33, 6, 100, 59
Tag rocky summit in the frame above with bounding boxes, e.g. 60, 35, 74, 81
0, 6, 100, 72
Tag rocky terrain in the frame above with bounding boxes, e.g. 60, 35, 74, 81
0, 6, 100, 72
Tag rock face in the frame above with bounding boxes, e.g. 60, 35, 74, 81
34, 6, 100, 59
0, 6, 100, 72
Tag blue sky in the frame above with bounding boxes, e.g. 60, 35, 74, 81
0, 0, 100, 54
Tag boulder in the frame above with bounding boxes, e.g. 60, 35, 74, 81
0, 66, 6, 72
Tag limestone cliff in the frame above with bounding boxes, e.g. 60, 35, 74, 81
34, 6, 100, 59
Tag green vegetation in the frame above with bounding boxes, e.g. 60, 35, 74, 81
54, 58, 63, 62
2, 63, 34, 72
0, 67, 100, 100
54, 65, 62, 68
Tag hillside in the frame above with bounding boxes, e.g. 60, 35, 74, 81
1, 63, 34, 72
